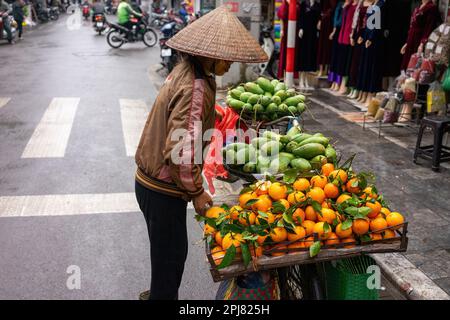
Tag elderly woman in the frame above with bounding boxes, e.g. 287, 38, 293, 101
134, 6, 267, 300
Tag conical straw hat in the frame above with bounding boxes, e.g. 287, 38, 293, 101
166, 5, 268, 63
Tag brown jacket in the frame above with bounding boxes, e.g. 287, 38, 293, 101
135, 57, 217, 201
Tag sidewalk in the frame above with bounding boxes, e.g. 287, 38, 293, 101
306, 89, 450, 296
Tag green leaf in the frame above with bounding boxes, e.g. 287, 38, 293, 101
226, 224, 244, 234
195, 214, 206, 222
332, 218, 339, 228
361, 234, 371, 242
309, 241, 321, 258
245, 199, 259, 206
340, 154, 356, 171
205, 217, 217, 228
216, 212, 229, 225
345, 206, 359, 217
283, 168, 299, 184
276, 219, 285, 227
341, 219, 353, 231
217, 245, 236, 269
220, 203, 230, 211
239, 187, 253, 195
311, 201, 322, 214
351, 179, 359, 188
241, 242, 251, 267
323, 222, 331, 234
286, 185, 294, 195
358, 207, 372, 216
272, 201, 286, 214
257, 211, 269, 218
283, 212, 296, 228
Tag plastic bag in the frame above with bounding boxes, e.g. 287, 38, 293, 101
383, 97, 400, 123
216, 272, 280, 300
418, 58, 436, 84
427, 81, 447, 113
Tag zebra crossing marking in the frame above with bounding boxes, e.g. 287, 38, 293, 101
119, 99, 149, 157
21, 97, 80, 158
0, 97, 11, 110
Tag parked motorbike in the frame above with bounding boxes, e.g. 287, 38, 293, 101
0, 14, 17, 43
93, 13, 108, 35
149, 6, 169, 29
159, 20, 183, 72
258, 25, 279, 78
82, 4, 90, 20
106, 13, 157, 48
49, 6, 60, 20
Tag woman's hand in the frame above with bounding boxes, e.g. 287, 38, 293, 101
357, 36, 363, 45
329, 30, 335, 40
400, 43, 407, 55
193, 191, 213, 216
365, 40, 372, 48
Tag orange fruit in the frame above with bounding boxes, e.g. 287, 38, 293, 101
229, 205, 243, 220
321, 163, 335, 177
272, 199, 290, 214
325, 232, 340, 246
305, 205, 319, 222
287, 226, 306, 242
370, 233, 383, 241
257, 234, 268, 245
363, 186, 378, 199
252, 195, 272, 212
346, 178, 361, 194
239, 211, 257, 226
222, 233, 243, 253
239, 192, 257, 209
287, 191, 306, 204
211, 246, 225, 265
336, 194, 352, 205
380, 207, 391, 218
249, 245, 263, 257
386, 212, 404, 230
303, 236, 315, 248
370, 217, 388, 234
271, 245, 287, 257
268, 182, 288, 201
215, 231, 223, 246
288, 242, 305, 253
204, 224, 215, 236
335, 222, 353, 239
206, 206, 226, 219
329, 169, 348, 183
310, 175, 328, 189
307, 187, 326, 204
256, 212, 275, 225
313, 221, 330, 240
255, 181, 271, 196
383, 229, 396, 239
270, 227, 288, 243
293, 178, 310, 192
352, 219, 369, 235
341, 237, 356, 248
293, 208, 306, 224
321, 200, 333, 209
366, 201, 382, 219
324, 183, 340, 199
302, 220, 316, 236
317, 208, 337, 224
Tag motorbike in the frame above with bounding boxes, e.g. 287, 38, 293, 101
82, 4, 90, 20
0, 14, 17, 43
149, 6, 169, 29
35, 3, 59, 22
159, 19, 184, 72
258, 25, 279, 78
106, 13, 158, 48
93, 13, 108, 35
49, 6, 60, 20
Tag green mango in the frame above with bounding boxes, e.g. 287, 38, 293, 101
256, 77, 275, 93
310, 155, 328, 170
260, 140, 282, 157
262, 131, 281, 141
278, 103, 289, 114
235, 86, 245, 92
292, 133, 313, 144
244, 82, 265, 95
251, 137, 269, 149
269, 158, 290, 174
286, 88, 296, 98
297, 103, 306, 114
243, 103, 253, 112
266, 103, 278, 114
284, 95, 306, 107
253, 104, 265, 113
274, 82, 287, 92
264, 91, 273, 98
279, 135, 290, 145
228, 98, 245, 111
225, 149, 237, 165
261, 95, 271, 107
325, 145, 337, 162
297, 136, 330, 147
230, 89, 242, 100
243, 162, 256, 173
248, 94, 261, 105
286, 126, 302, 139
290, 158, 312, 172
270, 113, 279, 121
256, 155, 271, 173
279, 152, 295, 162
271, 79, 280, 87
285, 141, 299, 153
292, 143, 326, 160
288, 106, 298, 115
274, 90, 287, 102
271, 95, 282, 105
239, 92, 253, 103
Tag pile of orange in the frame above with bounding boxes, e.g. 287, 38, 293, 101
205, 163, 406, 265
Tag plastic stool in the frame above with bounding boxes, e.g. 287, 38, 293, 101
414, 116, 450, 171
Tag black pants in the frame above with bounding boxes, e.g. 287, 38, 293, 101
135, 181, 188, 300
16, 19, 23, 38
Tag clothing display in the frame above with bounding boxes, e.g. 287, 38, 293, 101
317, 0, 338, 67
400, 0, 441, 71
336, 1, 357, 77
328, 1, 344, 83
348, 1, 369, 88
296, 0, 321, 72
356, 0, 386, 93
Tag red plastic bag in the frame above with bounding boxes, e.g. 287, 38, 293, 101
203, 105, 243, 194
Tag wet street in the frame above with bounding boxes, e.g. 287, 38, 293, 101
0, 12, 218, 299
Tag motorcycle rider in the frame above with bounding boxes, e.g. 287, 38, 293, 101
0, 0, 13, 43
117, 0, 142, 33
91, 0, 105, 22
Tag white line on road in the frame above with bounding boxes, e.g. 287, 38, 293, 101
120, 99, 149, 157
0, 193, 194, 217
0, 97, 11, 110
21, 98, 80, 158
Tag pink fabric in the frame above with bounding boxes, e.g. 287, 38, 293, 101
157, 165, 173, 182
180, 79, 205, 193
338, 2, 357, 45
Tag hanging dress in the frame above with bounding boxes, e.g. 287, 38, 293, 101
328, 1, 344, 83
400, 1, 440, 71
296, 0, 321, 72
317, 0, 338, 67
348, 3, 368, 88
336, 1, 357, 77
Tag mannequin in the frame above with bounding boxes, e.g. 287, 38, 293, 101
400, 0, 440, 71
355, 0, 386, 107
329, 1, 345, 91
348, 0, 371, 100
317, 0, 338, 77
336, 0, 358, 95
297, 0, 321, 89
